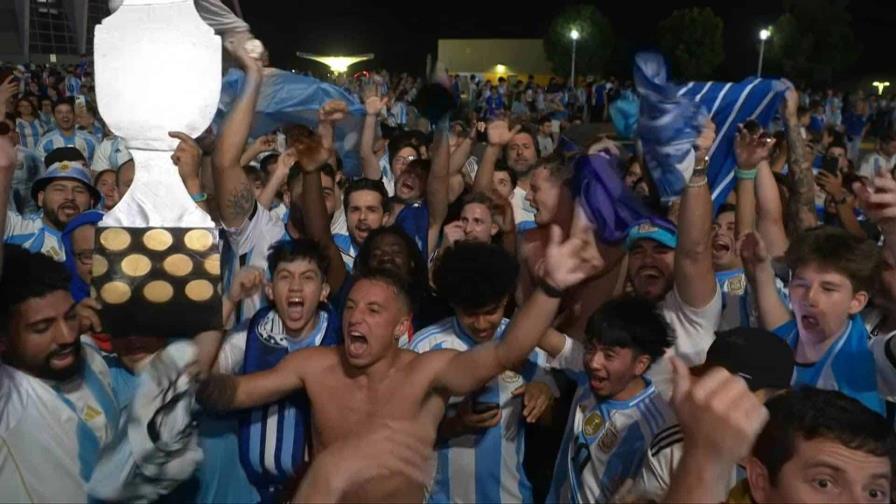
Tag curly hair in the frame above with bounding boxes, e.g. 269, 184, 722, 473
432, 241, 518, 312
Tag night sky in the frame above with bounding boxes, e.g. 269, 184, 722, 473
241, 0, 894, 82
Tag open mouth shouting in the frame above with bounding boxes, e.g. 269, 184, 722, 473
346, 329, 369, 358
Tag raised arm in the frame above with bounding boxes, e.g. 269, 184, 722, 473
783, 88, 818, 231
169, 131, 209, 214
360, 89, 389, 181
674, 122, 718, 309
755, 159, 789, 259
855, 168, 896, 261
239, 134, 276, 168
472, 119, 519, 194
426, 119, 451, 258
733, 127, 776, 238
212, 50, 263, 228
256, 149, 296, 210
297, 132, 348, 293
198, 349, 308, 412
739, 231, 791, 330
816, 170, 866, 239
0, 136, 14, 276
432, 223, 604, 396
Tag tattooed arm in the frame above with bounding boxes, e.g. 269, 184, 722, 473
783, 87, 818, 231
211, 46, 264, 228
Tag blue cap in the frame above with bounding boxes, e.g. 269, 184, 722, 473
624, 219, 678, 250
31, 160, 101, 204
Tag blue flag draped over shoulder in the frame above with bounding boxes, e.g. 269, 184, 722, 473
215, 68, 366, 177
634, 52, 789, 209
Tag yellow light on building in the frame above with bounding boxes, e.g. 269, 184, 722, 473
296, 52, 374, 73
873, 81, 891, 95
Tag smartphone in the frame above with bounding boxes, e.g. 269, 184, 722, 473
822, 155, 839, 175
476, 125, 488, 143
75, 95, 86, 111
472, 402, 500, 414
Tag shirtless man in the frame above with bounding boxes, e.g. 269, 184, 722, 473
198, 225, 604, 502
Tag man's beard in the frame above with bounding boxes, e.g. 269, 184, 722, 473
38, 342, 84, 382
44, 202, 79, 230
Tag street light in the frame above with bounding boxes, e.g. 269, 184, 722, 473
569, 28, 580, 88
757, 28, 771, 77
873, 81, 891, 95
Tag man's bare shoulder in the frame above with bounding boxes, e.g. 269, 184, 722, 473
400, 347, 460, 373
283, 345, 342, 368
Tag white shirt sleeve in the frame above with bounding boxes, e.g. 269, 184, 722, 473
546, 334, 585, 373
632, 440, 681, 503
214, 328, 248, 375
869, 332, 896, 400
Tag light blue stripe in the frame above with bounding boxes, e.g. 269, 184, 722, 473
279, 404, 296, 478
248, 408, 264, 474
474, 414, 503, 504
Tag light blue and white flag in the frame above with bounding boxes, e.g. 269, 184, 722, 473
215, 68, 366, 177
634, 52, 789, 210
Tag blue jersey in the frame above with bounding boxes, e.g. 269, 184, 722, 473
546, 336, 674, 503
774, 314, 885, 415
410, 317, 553, 503
395, 201, 429, 255
36, 129, 98, 165
332, 232, 358, 272
16, 117, 45, 151
237, 305, 341, 503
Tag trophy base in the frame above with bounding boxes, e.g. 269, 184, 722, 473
93, 226, 223, 339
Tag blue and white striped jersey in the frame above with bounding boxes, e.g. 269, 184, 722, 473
16, 117, 46, 151
409, 316, 555, 504
546, 335, 674, 504
91, 136, 131, 174
716, 268, 789, 331
10, 146, 45, 217
35, 130, 99, 165
4, 211, 66, 261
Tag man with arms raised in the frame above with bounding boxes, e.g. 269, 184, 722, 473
199, 223, 604, 502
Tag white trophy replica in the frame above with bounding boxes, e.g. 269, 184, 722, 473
92, 0, 222, 338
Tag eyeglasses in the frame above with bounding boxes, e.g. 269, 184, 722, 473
74, 250, 95, 265
394, 155, 417, 165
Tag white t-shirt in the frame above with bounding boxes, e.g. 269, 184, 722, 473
647, 285, 722, 399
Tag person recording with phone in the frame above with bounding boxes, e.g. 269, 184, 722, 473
408, 242, 558, 503
814, 139, 879, 241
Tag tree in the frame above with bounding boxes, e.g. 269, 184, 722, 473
765, 0, 860, 85
657, 7, 724, 81
543, 4, 614, 81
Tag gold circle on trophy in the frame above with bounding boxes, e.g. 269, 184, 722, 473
99, 228, 130, 252
92, 255, 109, 277
144, 281, 174, 303
121, 254, 152, 277
163, 254, 194, 277
203, 254, 221, 276
185, 279, 214, 302
100, 281, 132, 304
184, 229, 214, 252
143, 229, 174, 252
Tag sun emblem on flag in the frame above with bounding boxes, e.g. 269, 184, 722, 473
583, 411, 603, 437
59, 161, 71, 172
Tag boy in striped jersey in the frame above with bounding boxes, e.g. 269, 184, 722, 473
537, 296, 675, 503
409, 242, 556, 503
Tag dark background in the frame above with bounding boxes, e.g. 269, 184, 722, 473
241, 0, 894, 82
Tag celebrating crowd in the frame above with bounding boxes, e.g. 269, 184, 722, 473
4, 15, 896, 504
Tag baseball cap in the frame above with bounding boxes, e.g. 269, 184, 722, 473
699, 327, 795, 392
31, 160, 101, 203
624, 218, 678, 251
